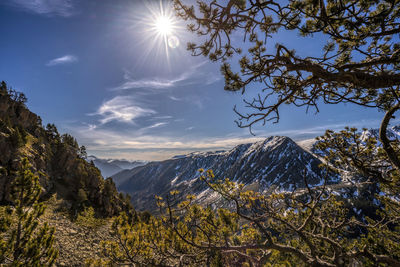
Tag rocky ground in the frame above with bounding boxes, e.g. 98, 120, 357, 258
40, 196, 114, 266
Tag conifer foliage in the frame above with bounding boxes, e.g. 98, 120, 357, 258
0, 158, 58, 266
92, 0, 400, 266
173, 0, 400, 132
0, 80, 133, 217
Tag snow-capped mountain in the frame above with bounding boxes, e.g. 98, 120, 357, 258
87, 155, 147, 178
361, 125, 400, 142
112, 136, 337, 211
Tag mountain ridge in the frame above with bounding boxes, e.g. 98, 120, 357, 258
113, 136, 338, 211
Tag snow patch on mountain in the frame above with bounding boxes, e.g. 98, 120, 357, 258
113, 136, 339, 211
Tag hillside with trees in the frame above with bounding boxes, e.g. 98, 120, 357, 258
0, 81, 132, 218
0, 81, 140, 265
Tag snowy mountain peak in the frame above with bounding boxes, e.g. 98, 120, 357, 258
360, 125, 400, 142
113, 136, 336, 211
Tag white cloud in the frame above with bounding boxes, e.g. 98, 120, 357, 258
113, 78, 176, 90
87, 124, 97, 130
81, 121, 377, 152
252, 120, 383, 140
152, 116, 173, 120
65, 118, 385, 161
92, 96, 156, 125
46, 55, 78, 66
8, 0, 75, 17
147, 122, 168, 129
169, 96, 181, 101
67, 124, 266, 161
113, 61, 220, 90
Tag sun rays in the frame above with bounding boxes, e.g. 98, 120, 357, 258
154, 15, 173, 36
113, 1, 187, 72
125, 0, 184, 69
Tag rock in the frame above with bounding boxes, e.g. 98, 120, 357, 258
68, 229, 78, 235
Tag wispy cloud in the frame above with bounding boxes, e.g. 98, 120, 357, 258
113, 61, 220, 90
69, 125, 265, 161
7, 0, 76, 17
252, 119, 384, 140
46, 55, 78, 66
113, 78, 177, 90
87, 124, 97, 130
147, 122, 168, 129
91, 96, 156, 125
66, 115, 384, 161
169, 96, 181, 101
152, 116, 173, 120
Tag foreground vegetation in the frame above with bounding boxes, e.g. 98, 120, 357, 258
1, 0, 400, 266
0, 82, 136, 266
91, 0, 400, 266
0, 159, 57, 266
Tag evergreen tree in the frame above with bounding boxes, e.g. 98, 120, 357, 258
78, 145, 87, 159
45, 124, 59, 140
0, 158, 58, 266
92, 1, 400, 266
173, 0, 400, 134
9, 127, 24, 148
0, 81, 7, 95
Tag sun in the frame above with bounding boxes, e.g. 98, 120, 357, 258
151, 12, 180, 49
155, 16, 173, 36
136, 0, 182, 55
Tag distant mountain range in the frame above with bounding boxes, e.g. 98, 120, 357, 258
87, 155, 147, 178
99, 124, 399, 212
112, 136, 339, 211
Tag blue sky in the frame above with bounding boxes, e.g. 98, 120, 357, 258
0, 0, 386, 160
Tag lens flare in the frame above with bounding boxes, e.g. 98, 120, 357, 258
168, 35, 179, 48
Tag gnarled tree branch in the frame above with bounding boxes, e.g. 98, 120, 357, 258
379, 102, 400, 172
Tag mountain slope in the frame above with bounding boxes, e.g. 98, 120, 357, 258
0, 82, 131, 216
362, 125, 400, 142
113, 136, 336, 211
